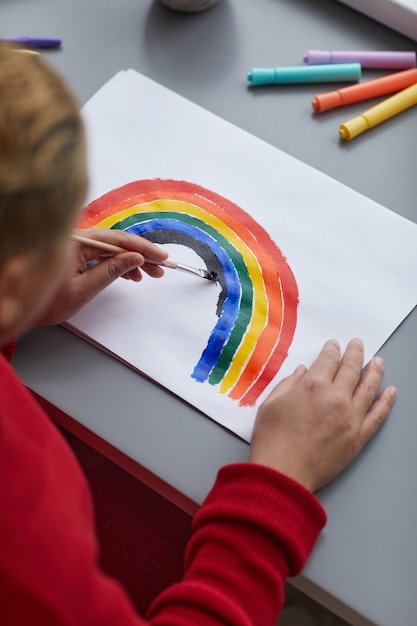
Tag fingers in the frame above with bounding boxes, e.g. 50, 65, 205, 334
333, 338, 365, 390
74, 227, 169, 281
76, 252, 146, 300
266, 339, 363, 405
358, 384, 397, 447
335, 344, 397, 450
265, 363, 307, 401
307, 338, 341, 381
352, 354, 386, 411
80, 228, 168, 263
309, 338, 372, 397
141, 262, 166, 279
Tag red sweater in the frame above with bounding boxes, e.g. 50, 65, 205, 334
0, 351, 326, 625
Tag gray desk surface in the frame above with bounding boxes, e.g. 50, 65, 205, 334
4, 1, 417, 625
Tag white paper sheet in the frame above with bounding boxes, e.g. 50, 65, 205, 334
66, 69, 417, 442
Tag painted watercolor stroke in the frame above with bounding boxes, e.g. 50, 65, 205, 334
78, 179, 299, 406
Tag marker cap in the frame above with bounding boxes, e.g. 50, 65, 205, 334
339, 116, 368, 140
312, 92, 343, 112
248, 63, 361, 86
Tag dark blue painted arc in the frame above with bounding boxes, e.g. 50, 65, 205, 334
119, 218, 243, 382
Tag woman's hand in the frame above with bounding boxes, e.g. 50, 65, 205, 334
250, 338, 397, 492
36, 228, 168, 326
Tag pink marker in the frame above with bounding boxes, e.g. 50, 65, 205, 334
303, 50, 416, 69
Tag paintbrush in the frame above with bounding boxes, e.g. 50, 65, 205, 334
71, 233, 217, 281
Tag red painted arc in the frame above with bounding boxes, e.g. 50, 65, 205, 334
79, 179, 298, 406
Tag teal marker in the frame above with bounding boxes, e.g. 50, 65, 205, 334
247, 63, 361, 86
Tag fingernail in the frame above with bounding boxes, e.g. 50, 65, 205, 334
351, 337, 364, 349
327, 338, 340, 348
387, 386, 397, 400
372, 356, 384, 369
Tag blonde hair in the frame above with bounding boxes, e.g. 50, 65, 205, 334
0, 44, 87, 265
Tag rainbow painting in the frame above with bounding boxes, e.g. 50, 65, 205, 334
79, 179, 299, 407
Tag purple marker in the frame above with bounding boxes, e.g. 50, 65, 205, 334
0, 37, 62, 49
303, 50, 416, 69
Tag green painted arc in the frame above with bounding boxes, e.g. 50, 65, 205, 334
110, 210, 254, 383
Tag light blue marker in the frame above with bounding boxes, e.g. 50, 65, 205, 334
247, 63, 361, 86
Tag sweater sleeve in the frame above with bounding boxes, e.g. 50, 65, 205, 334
147, 464, 326, 625
1, 354, 326, 626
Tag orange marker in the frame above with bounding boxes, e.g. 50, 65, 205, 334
312, 68, 417, 112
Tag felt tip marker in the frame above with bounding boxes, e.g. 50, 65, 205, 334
0, 37, 62, 49
312, 68, 417, 112
303, 50, 416, 69
339, 82, 417, 140
247, 63, 361, 86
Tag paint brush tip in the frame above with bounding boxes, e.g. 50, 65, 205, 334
206, 271, 218, 282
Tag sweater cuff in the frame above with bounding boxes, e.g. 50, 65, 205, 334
195, 463, 327, 576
